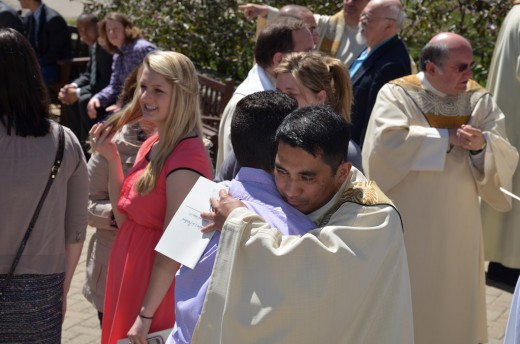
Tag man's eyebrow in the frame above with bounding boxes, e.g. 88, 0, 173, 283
299, 170, 316, 177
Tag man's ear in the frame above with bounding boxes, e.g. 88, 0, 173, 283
337, 161, 352, 183
425, 61, 437, 76
272, 52, 284, 67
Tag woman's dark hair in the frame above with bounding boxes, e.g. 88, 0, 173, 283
0, 28, 50, 137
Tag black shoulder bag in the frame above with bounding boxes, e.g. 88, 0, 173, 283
0, 124, 65, 299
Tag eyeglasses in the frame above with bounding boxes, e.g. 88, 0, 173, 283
360, 13, 397, 23
449, 61, 476, 73
426, 60, 476, 73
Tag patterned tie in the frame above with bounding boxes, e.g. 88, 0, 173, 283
89, 45, 97, 86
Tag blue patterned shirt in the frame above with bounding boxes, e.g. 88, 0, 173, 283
93, 38, 156, 107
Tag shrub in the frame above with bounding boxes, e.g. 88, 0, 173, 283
401, 0, 509, 85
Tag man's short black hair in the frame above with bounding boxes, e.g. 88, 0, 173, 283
231, 91, 298, 171
77, 13, 99, 25
275, 105, 350, 173
254, 16, 308, 69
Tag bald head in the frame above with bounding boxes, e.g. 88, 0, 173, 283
343, 0, 370, 26
279, 4, 312, 18
420, 32, 474, 95
365, 0, 405, 28
279, 5, 318, 45
420, 32, 473, 70
357, 0, 404, 49
428, 32, 472, 51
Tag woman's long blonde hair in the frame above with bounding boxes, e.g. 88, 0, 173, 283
274, 51, 353, 124
104, 51, 203, 194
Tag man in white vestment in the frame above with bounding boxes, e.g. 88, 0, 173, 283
194, 106, 414, 344
239, 0, 369, 67
481, 2, 520, 288
215, 17, 314, 170
362, 32, 519, 343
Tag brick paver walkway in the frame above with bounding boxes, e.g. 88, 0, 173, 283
62, 227, 100, 344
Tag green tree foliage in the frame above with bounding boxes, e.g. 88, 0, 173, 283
83, 0, 511, 85
401, 0, 510, 85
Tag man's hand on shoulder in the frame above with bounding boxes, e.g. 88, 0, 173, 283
200, 189, 245, 233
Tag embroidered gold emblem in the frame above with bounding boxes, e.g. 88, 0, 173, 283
316, 180, 389, 227
342, 181, 379, 205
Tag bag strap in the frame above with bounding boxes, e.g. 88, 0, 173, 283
0, 124, 65, 298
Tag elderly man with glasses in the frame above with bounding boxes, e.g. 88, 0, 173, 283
362, 31, 519, 344
349, 0, 411, 148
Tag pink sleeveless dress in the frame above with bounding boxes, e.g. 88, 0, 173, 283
102, 135, 213, 344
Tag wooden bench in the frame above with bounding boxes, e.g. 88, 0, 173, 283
197, 74, 234, 167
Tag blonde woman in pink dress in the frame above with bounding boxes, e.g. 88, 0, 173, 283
90, 51, 213, 344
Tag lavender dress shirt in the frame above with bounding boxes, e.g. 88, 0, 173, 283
168, 167, 316, 344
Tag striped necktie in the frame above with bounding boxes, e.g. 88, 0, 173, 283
89, 45, 97, 86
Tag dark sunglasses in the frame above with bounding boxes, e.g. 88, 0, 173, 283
452, 61, 476, 73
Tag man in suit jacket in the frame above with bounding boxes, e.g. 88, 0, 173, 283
349, 0, 411, 148
59, 13, 113, 158
20, 0, 71, 85
0, 1, 23, 32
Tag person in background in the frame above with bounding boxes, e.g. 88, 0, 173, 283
195, 105, 413, 343
275, 50, 363, 170
215, 50, 362, 182
82, 65, 155, 327
216, 16, 314, 170
362, 32, 519, 343
239, 0, 370, 66
349, 0, 411, 148
481, 1, 520, 290
245, 4, 319, 46
59, 13, 113, 158
89, 51, 213, 344
19, 0, 71, 85
0, 28, 87, 342
87, 12, 156, 120
0, 1, 23, 32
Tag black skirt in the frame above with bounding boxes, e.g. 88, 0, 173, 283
0, 273, 65, 344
